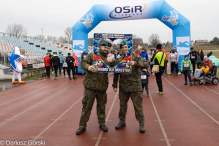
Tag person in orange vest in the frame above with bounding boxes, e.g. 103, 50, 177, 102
72, 52, 79, 75
44, 53, 52, 79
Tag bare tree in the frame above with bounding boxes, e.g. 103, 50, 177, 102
132, 35, 143, 50
58, 36, 68, 43
52, 36, 57, 42
35, 35, 45, 41
64, 27, 72, 44
6, 23, 27, 39
148, 33, 161, 48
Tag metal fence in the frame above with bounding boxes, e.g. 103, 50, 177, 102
0, 50, 10, 69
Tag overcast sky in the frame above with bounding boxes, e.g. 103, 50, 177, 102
1, 0, 218, 43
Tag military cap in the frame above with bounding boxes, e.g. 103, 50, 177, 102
120, 40, 127, 48
101, 42, 112, 47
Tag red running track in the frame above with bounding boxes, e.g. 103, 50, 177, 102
0, 73, 219, 146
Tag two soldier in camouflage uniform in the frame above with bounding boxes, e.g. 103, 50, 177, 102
76, 42, 125, 135
112, 41, 149, 133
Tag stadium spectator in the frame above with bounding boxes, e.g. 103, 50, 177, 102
44, 53, 51, 79
135, 48, 141, 55
51, 52, 60, 80
188, 47, 197, 76
203, 56, 213, 70
151, 44, 167, 94
80, 49, 88, 75
58, 52, 63, 75
73, 52, 79, 75
66, 53, 77, 80
197, 49, 204, 69
62, 55, 68, 78
169, 49, 179, 76
162, 48, 169, 75
208, 52, 219, 74
140, 48, 148, 61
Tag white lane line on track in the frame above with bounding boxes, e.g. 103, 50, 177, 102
149, 93, 171, 146
0, 79, 83, 127
26, 96, 83, 146
0, 79, 66, 107
0, 80, 46, 96
95, 90, 119, 146
163, 76, 219, 126
202, 85, 219, 95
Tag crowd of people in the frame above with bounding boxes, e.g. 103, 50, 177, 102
42, 41, 218, 136
43, 49, 88, 80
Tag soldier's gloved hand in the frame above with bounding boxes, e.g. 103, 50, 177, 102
130, 61, 135, 66
113, 88, 117, 92
88, 66, 94, 71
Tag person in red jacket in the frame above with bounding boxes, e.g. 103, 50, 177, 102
135, 48, 141, 55
162, 48, 169, 75
44, 53, 52, 79
72, 52, 79, 75
203, 56, 213, 70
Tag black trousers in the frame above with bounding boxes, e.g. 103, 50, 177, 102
164, 61, 168, 74
67, 66, 75, 78
45, 66, 50, 78
53, 65, 59, 77
183, 70, 192, 83
171, 62, 179, 74
191, 61, 196, 75
63, 67, 67, 76
155, 71, 164, 92
142, 84, 149, 94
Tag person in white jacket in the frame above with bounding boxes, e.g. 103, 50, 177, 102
169, 49, 179, 76
62, 55, 68, 78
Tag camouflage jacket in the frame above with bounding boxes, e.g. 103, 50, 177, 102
112, 53, 149, 92
82, 49, 125, 91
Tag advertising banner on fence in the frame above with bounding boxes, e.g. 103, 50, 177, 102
93, 33, 132, 73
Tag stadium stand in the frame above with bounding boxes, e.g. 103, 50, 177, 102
0, 33, 72, 69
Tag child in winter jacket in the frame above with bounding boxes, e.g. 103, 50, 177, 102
181, 55, 192, 86
141, 69, 150, 96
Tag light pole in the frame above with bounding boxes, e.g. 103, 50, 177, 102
168, 33, 170, 47
42, 28, 43, 41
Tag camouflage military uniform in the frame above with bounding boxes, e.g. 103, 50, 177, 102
79, 49, 125, 128
112, 53, 149, 124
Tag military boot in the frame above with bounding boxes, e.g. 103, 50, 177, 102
115, 122, 126, 129
99, 124, 108, 132
76, 127, 86, 135
139, 124, 146, 133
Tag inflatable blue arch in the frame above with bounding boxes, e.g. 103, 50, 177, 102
72, 0, 191, 73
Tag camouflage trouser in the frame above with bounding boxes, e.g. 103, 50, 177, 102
119, 91, 145, 124
79, 88, 107, 128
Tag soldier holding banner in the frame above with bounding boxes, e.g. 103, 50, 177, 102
76, 42, 125, 135
112, 41, 149, 133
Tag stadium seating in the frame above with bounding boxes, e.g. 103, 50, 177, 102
0, 35, 73, 68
